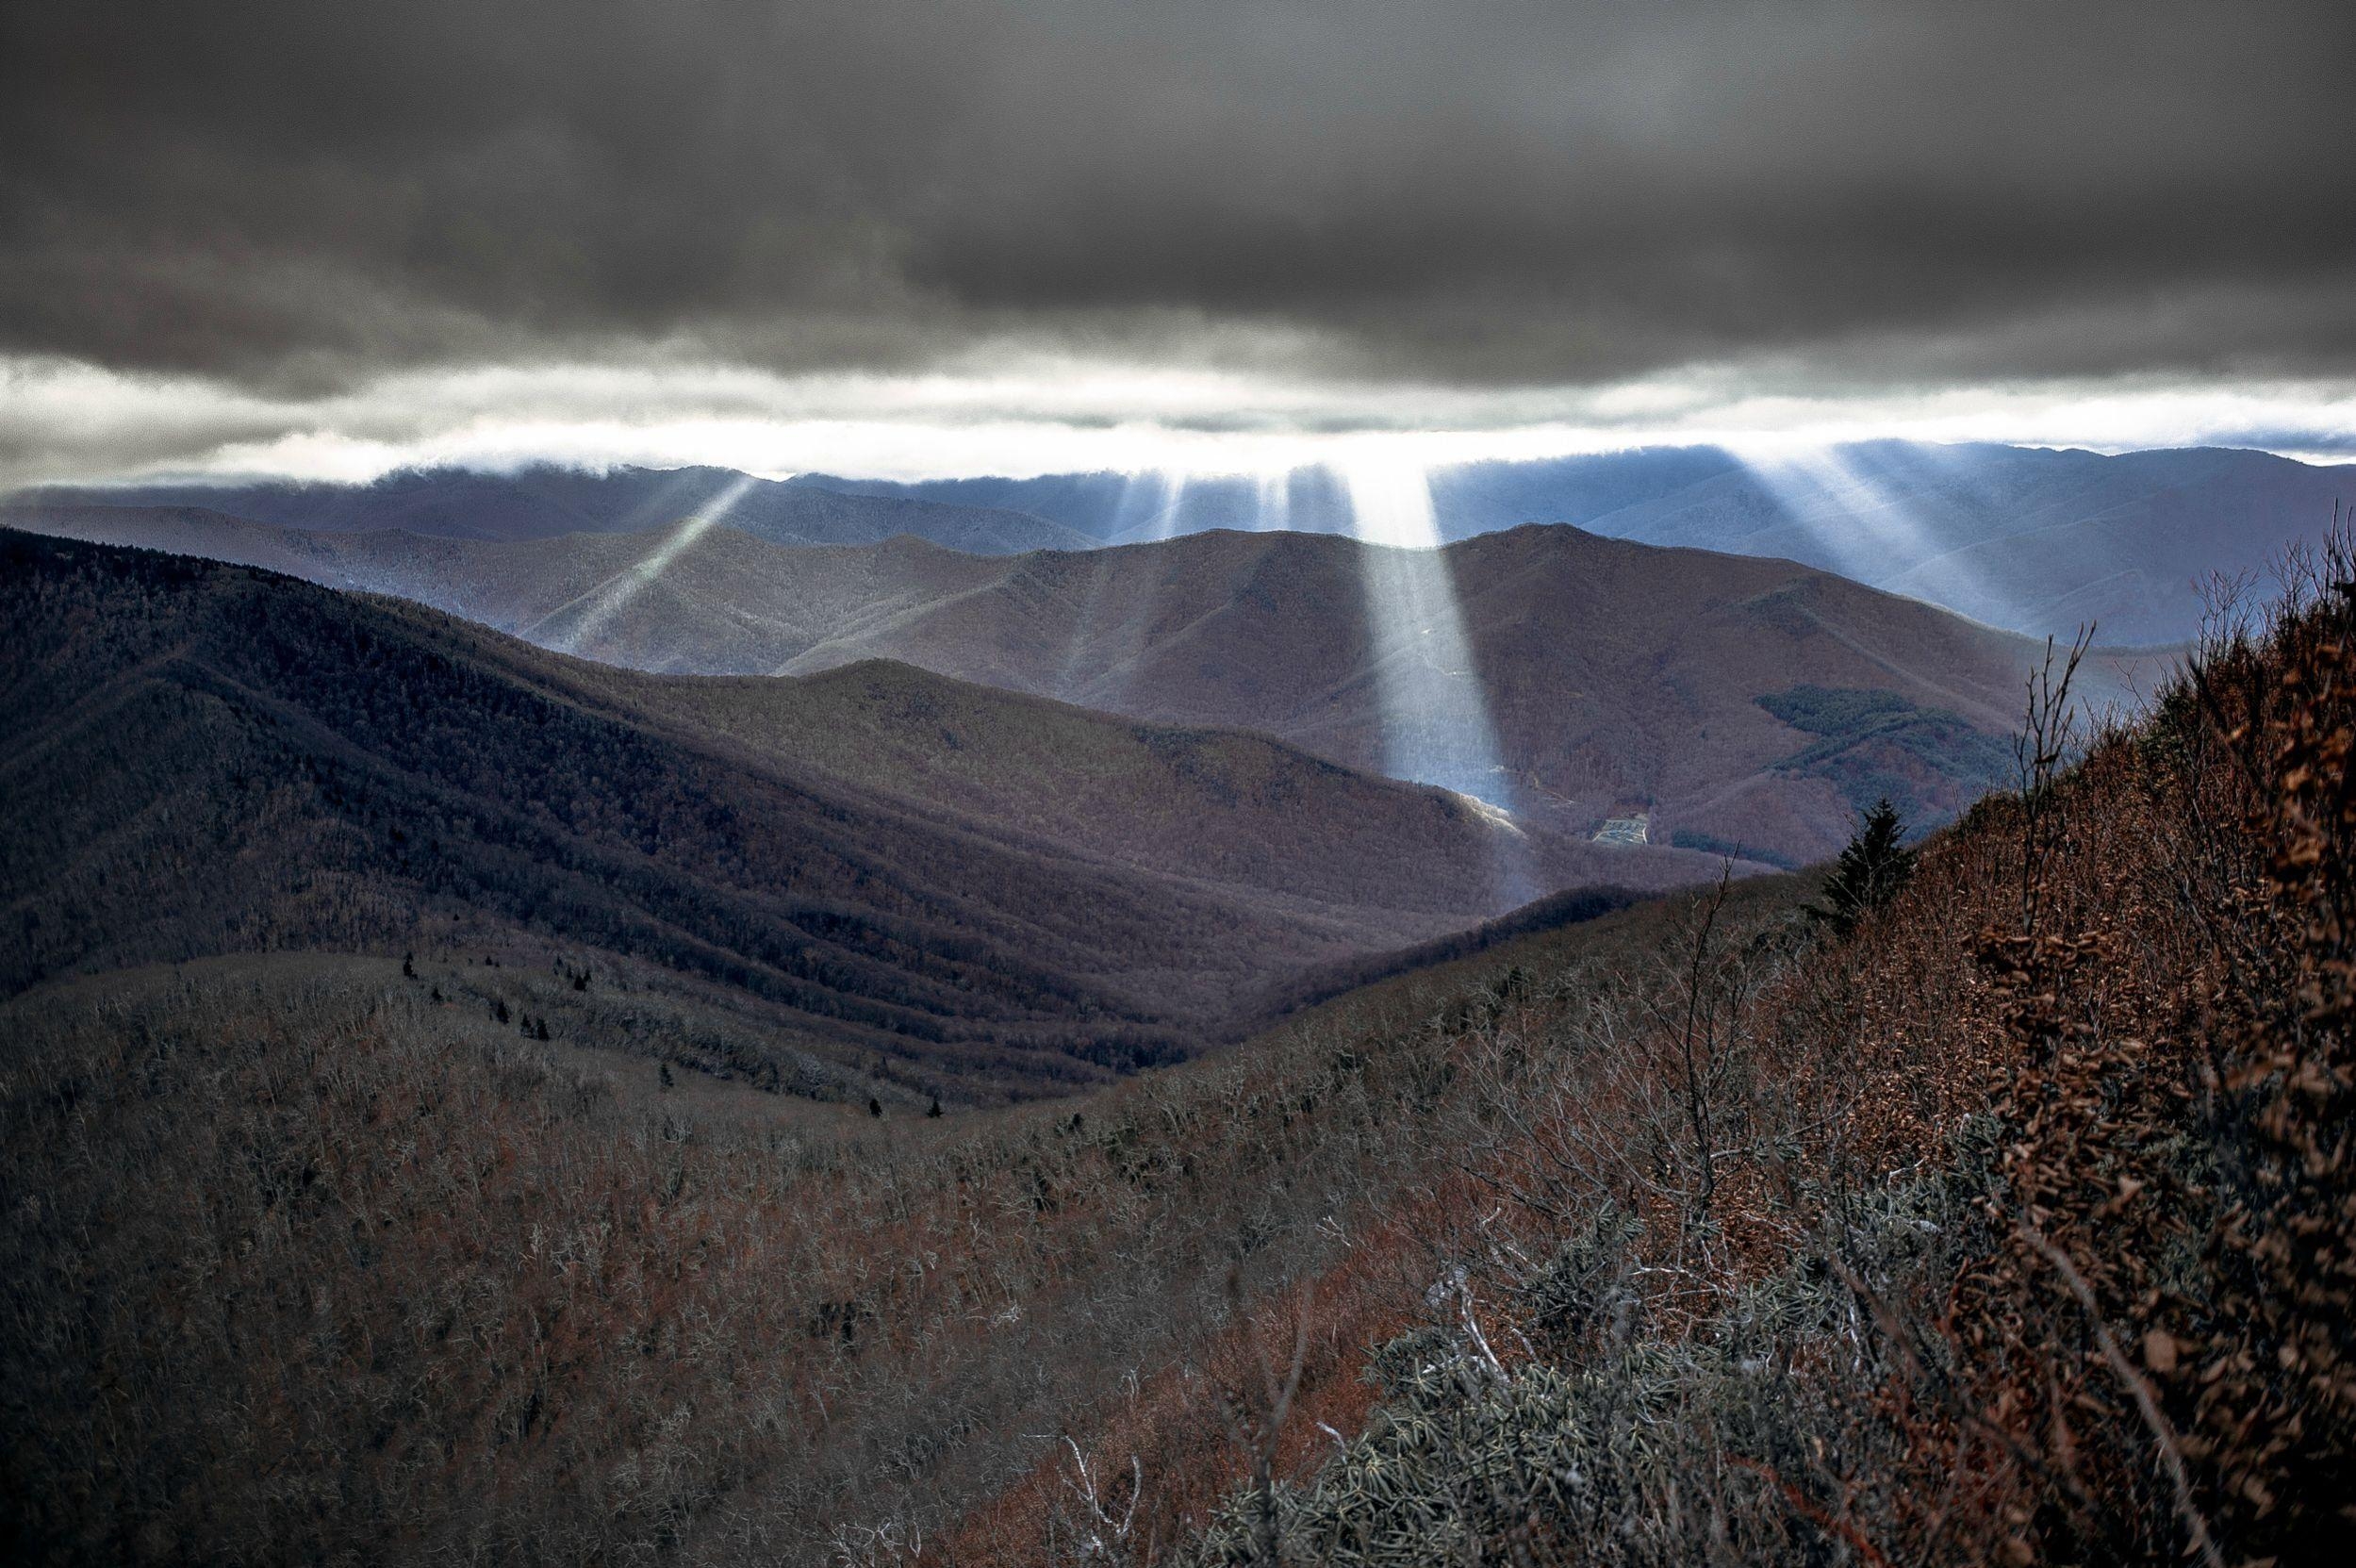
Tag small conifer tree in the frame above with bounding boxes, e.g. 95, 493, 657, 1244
1808, 796, 1916, 939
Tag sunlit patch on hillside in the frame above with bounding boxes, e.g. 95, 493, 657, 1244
535, 473, 756, 654
1454, 792, 1525, 837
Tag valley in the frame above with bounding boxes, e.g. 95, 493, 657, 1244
2, 531, 1738, 1102
7, 547, 2348, 1563
7, 3, 2352, 1560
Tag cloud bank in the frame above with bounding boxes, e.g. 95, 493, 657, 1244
5, 1, 2352, 481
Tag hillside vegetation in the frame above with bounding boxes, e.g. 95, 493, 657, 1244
4, 533, 1681, 1101
1, 531, 2348, 1563
0, 885, 1712, 1565
940, 532, 2356, 1565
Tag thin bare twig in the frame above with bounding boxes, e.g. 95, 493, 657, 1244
2022, 1227, 2224, 1568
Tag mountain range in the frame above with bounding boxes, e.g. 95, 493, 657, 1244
5, 505, 2157, 867
13, 463, 1095, 553
1, 530, 1720, 1100
19, 444, 2347, 646
0, 462, 2315, 1568
797, 443, 2351, 644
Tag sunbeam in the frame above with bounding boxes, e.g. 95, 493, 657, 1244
1340, 454, 1534, 903
1049, 547, 1119, 702
539, 473, 756, 656
1102, 467, 1187, 544
1253, 467, 1294, 534
1057, 468, 1190, 704
1733, 444, 2011, 626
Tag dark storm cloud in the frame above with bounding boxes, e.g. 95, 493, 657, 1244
4, 0, 2352, 388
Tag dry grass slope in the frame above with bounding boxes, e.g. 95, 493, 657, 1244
947, 531, 2356, 1566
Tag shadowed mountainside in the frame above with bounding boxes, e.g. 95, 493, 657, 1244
1, 531, 1707, 1099
9, 506, 2157, 865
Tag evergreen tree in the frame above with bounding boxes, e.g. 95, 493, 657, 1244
868, 1097, 883, 1118
927, 1098, 943, 1118
1808, 797, 1917, 940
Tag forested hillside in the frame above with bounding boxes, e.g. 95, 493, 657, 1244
3, 533, 1685, 1101
3, 531, 2348, 1564
0, 882, 1693, 1565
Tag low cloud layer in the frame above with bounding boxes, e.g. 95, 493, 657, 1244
5, 2, 2353, 481
8, 354, 2355, 491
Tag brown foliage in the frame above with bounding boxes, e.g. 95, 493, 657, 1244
6, 531, 2351, 1564
950, 530, 2356, 1564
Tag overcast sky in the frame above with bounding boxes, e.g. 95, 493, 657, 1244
5, 0, 2353, 485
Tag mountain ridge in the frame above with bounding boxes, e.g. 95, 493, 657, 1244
8, 531, 1725, 1099
11, 462, 1095, 554
5, 505, 2151, 866
799, 442, 2350, 642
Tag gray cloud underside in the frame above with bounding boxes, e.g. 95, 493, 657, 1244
5, 0, 2353, 389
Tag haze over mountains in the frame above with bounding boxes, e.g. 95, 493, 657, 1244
18, 441, 2347, 647
15, 464, 1096, 554
799, 443, 2352, 644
